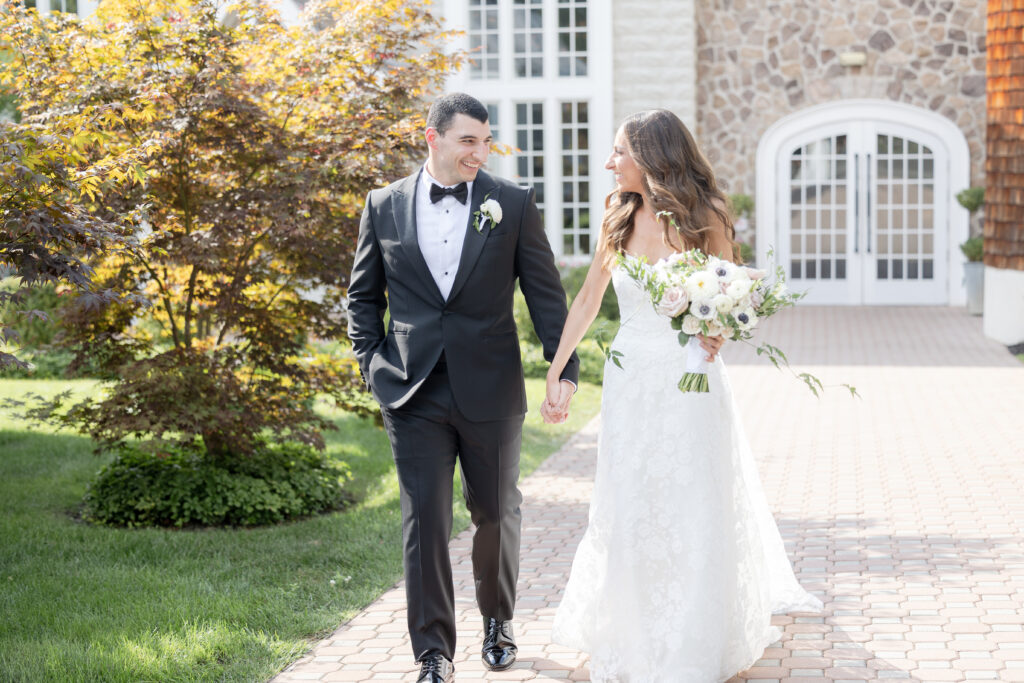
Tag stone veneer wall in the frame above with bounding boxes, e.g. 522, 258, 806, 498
694, 0, 988, 201
612, 0, 698, 132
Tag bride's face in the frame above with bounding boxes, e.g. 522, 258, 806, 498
605, 127, 644, 195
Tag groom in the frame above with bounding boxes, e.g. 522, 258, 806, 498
348, 92, 579, 683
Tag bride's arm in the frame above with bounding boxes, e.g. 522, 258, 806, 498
698, 203, 735, 360
545, 249, 613, 409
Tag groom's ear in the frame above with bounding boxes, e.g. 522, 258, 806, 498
425, 127, 439, 150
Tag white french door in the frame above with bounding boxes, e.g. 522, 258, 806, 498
779, 121, 949, 305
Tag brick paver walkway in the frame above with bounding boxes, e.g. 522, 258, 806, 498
274, 306, 1024, 682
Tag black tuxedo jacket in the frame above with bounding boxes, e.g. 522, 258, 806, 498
347, 169, 579, 422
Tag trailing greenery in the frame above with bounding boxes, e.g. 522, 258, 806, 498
0, 377, 601, 682
84, 439, 352, 528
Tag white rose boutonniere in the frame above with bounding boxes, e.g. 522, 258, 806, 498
474, 195, 503, 233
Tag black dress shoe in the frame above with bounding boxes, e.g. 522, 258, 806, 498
416, 654, 454, 683
481, 617, 517, 671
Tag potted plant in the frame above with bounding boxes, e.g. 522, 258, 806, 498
728, 193, 755, 264
956, 187, 984, 315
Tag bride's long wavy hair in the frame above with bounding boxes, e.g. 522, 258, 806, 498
599, 109, 738, 268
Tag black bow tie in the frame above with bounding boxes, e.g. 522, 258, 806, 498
429, 182, 468, 204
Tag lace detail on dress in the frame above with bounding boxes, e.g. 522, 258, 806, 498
551, 262, 822, 683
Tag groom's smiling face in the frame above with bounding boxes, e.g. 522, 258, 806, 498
426, 113, 492, 186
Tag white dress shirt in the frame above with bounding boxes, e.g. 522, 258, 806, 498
417, 167, 472, 301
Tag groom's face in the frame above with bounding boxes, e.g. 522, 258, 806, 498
426, 113, 492, 186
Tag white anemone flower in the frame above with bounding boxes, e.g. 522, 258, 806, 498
684, 271, 717, 301
707, 258, 740, 283
735, 307, 758, 330
691, 299, 716, 321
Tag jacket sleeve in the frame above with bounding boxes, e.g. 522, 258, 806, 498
514, 187, 580, 385
347, 191, 387, 383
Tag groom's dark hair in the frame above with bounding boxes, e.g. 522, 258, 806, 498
427, 93, 489, 135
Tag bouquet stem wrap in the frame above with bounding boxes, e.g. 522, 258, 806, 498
678, 336, 710, 393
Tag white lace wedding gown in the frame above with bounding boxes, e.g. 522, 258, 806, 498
551, 258, 822, 682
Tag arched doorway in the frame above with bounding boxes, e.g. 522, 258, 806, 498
756, 100, 970, 305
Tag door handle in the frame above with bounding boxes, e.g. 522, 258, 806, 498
865, 153, 872, 254
853, 153, 860, 254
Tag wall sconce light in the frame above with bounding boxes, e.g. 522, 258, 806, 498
838, 51, 868, 67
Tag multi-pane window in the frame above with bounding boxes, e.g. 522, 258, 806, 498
22, 0, 78, 11
515, 102, 545, 218
560, 102, 590, 255
469, 0, 499, 79
486, 103, 499, 147
788, 135, 849, 281
874, 135, 936, 281
513, 0, 544, 78
557, 0, 588, 77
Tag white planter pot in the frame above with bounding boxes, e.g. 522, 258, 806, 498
963, 261, 985, 315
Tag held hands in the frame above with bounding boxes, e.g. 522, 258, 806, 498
541, 376, 575, 424
697, 333, 725, 362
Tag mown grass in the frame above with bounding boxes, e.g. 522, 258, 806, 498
0, 378, 601, 682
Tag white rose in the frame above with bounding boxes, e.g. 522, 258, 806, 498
711, 293, 734, 315
734, 307, 758, 330
684, 271, 716, 301
666, 251, 688, 265
725, 278, 754, 303
656, 286, 689, 317
681, 314, 702, 335
481, 198, 502, 223
691, 298, 716, 321
705, 320, 724, 337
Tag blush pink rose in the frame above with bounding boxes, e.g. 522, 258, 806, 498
656, 286, 689, 317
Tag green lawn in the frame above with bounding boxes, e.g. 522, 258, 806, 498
0, 378, 601, 682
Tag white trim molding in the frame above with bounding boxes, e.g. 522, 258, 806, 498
756, 99, 971, 306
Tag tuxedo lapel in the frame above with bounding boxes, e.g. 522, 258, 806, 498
448, 171, 500, 303
392, 171, 445, 306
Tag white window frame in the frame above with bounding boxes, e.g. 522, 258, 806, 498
442, 0, 613, 260
756, 99, 970, 306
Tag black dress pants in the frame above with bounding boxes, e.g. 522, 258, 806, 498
379, 360, 525, 662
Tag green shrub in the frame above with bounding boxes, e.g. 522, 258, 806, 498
960, 236, 984, 262
560, 264, 620, 321
83, 440, 352, 528
956, 187, 984, 214
521, 337, 608, 386
736, 242, 755, 265
0, 279, 95, 378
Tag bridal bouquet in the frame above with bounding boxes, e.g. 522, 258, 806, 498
617, 248, 803, 393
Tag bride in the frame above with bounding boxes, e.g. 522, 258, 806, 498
541, 109, 822, 682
